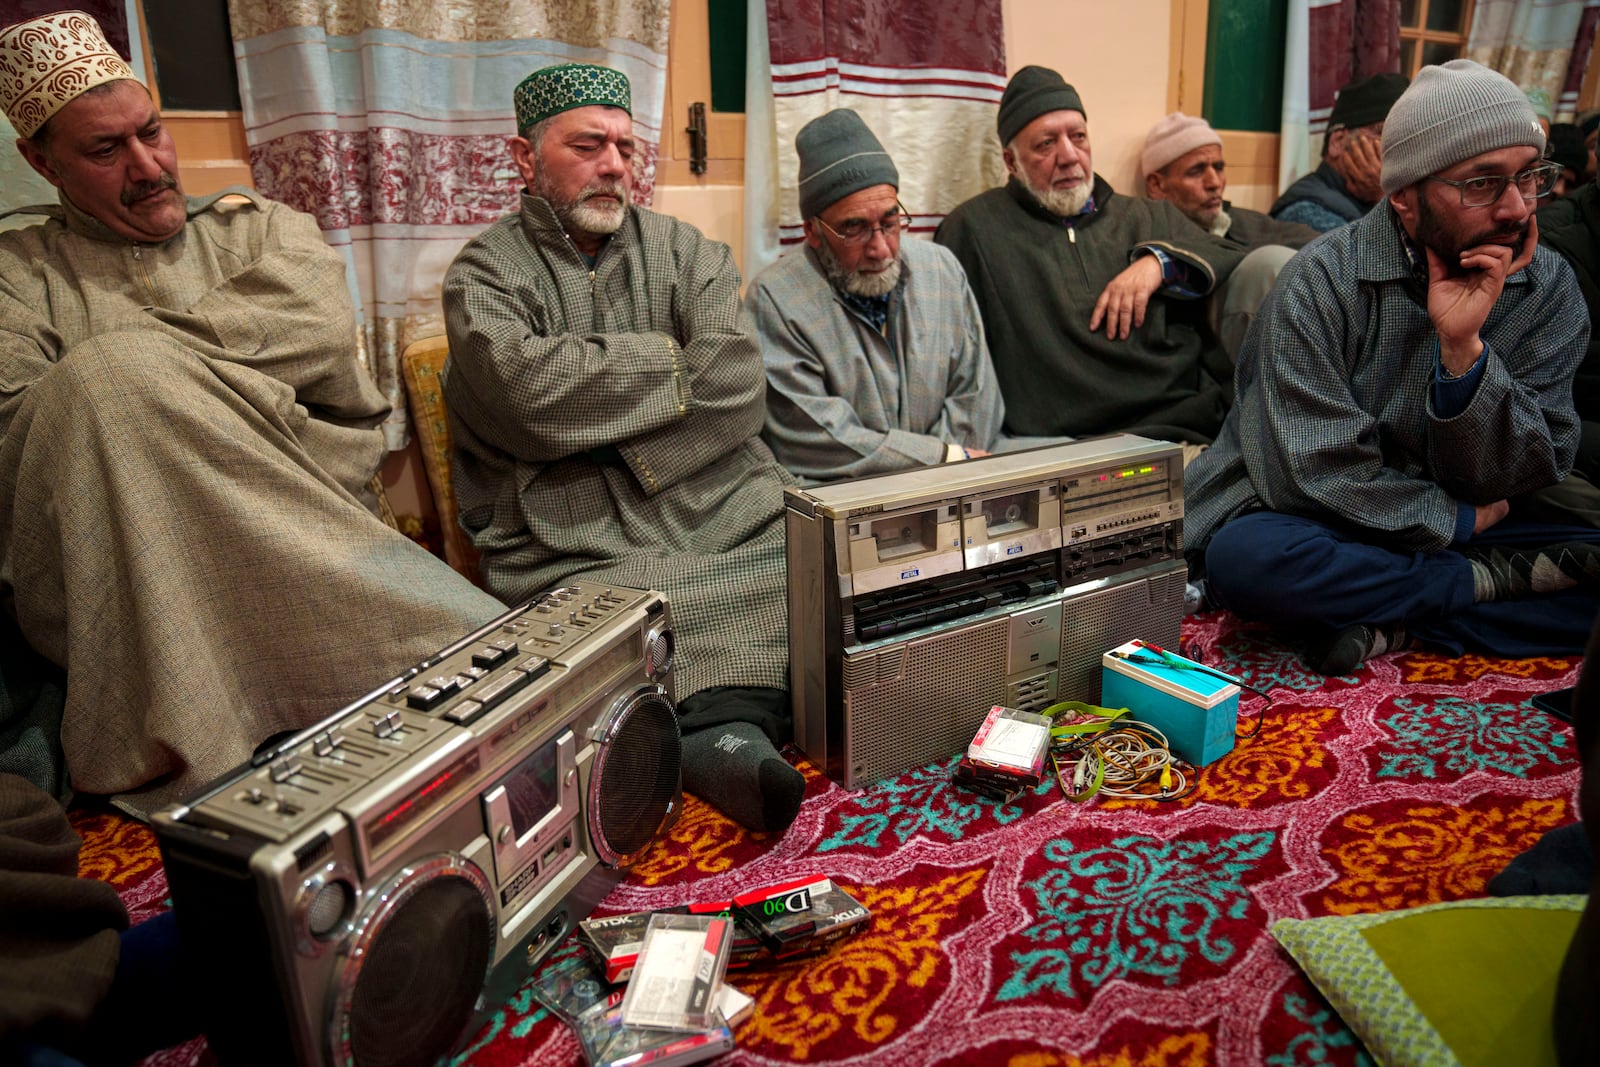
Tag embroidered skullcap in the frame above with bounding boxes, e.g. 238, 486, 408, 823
796, 109, 899, 219
0, 10, 135, 139
997, 66, 1084, 146
1380, 60, 1545, 196
1140, 112, 1223, 179
513, 63, 631, 133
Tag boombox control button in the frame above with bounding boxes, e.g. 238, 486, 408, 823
373, 709, 402, 738
406, 684, 445, 711
443, 699, 485, 725
473, 642, 516, 668
269, 758, 301, 783
312, 731, 341, 756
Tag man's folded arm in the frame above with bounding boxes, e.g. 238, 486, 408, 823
614, 235, 769, 493
441, 247, 689, 466
141, 204, 387, 421
0, 282, 62, 441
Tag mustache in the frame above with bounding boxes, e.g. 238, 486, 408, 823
578, 181, 627, 205
121, 173, 178, 206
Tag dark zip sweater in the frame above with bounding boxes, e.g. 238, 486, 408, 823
935, 175, 1248, 443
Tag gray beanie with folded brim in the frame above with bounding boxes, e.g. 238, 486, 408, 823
1380, 59, 1547, 196
796, 109, 899, 219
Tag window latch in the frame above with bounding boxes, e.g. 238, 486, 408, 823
687, 102, 708, 175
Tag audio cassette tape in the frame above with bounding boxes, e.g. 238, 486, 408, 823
843, 499, 963, 596
961, 481, 1063, 567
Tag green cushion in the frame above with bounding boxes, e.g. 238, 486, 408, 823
1272, 895, 1585, 1067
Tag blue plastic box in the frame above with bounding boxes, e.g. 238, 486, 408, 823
1100, 640, 1239, 766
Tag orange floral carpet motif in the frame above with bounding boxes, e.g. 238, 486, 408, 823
91, 610, 1580, 1066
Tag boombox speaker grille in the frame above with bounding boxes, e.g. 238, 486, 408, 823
590, 686, 682, 865
1058, 564, 1187, 703
335, 857, 494, 1067
844, 618, 1010, 784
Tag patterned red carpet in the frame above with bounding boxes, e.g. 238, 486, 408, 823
81, 609, 1583, 1066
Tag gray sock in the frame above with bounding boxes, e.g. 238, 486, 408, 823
680, 721, 805, 834
1466, 542, 1600, 602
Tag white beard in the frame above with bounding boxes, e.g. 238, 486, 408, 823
567, 195, 625, 235
816, 239, 903, 297
1018, 177, 1091, 218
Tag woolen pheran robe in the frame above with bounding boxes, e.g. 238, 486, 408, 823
0, 189, 501, 811
442, 194, 791, 699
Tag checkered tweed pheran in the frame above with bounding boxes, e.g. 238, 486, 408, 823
442, 193, 792, 698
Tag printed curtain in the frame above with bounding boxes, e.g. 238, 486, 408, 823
1278, 0, 1402, 195
226, 4, 672, 449
1465, 0, 1599, 123
745, 0, 1006, 278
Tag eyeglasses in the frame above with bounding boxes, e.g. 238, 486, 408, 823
814, 202, 912, 245
1428, 161, 1563, 207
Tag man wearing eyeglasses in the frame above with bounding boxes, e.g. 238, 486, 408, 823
744, 109, 1004, 483
1185, 60, 1600, 677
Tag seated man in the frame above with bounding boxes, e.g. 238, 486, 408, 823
0, 13, 500, 813
1537, 168, 1600, 522
1185, 60, 1600, 676
936, 66, 1248, 457
1549, 123, 1590, 198
1270, 72, 1409, 232
1140, 111, 1318, 358
1581, 110, 1599, 183
442, 64, 804, 833
745, 108, 1004, 482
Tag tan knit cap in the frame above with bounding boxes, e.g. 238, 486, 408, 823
1140, 112, 1223, 179
0, 11, 135, 138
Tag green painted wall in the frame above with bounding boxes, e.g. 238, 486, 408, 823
708, 0, 747, 113
1203, 0, 1287, 132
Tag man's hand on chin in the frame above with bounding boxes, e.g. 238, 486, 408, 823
1427, 216, 1538, 375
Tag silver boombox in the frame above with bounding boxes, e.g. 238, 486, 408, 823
786, 435, 1188, 787
152, 583, 681, 1067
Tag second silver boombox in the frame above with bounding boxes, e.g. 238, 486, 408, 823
786, 434, 1188, 788
152, 582, 680, 1067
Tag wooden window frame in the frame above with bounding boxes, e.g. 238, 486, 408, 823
1398, 0, 1476, 78
660, 0, 746, 184
134, 2, 253, 194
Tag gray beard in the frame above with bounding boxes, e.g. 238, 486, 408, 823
1016, 175, 1091, 218
815, 238, 903, 297
534, 174, 627, 239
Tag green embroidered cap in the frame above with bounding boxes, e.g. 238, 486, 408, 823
513, 63, 631, 132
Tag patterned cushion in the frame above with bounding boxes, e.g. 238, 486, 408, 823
1272, 895, 1584, 1066
399, 336, 482, 586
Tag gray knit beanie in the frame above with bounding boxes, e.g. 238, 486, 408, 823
796, 109, 899, 219
1380, 59, 1547, 196
997, 65, 1084, 147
